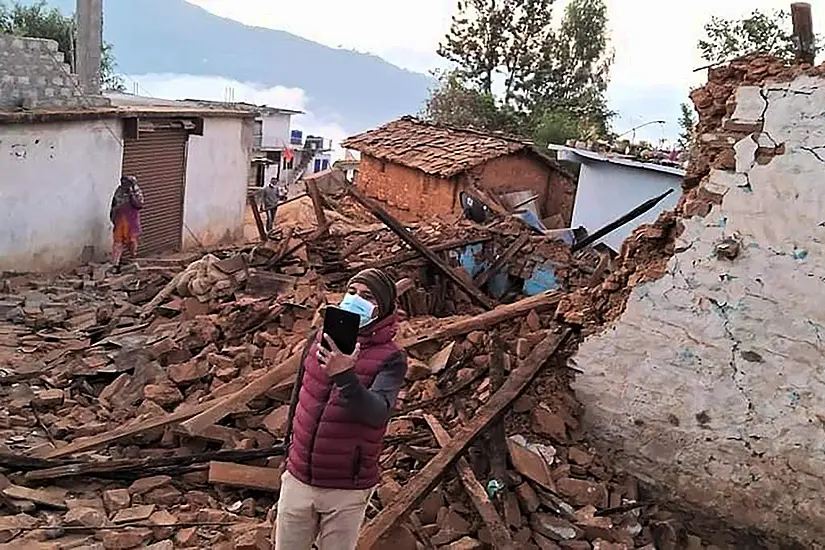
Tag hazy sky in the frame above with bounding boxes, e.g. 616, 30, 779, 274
178, 0, 823, 142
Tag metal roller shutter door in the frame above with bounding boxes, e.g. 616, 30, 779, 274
122, 129, 188, 256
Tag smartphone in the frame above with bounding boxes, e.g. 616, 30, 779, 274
321, 306, 361, 355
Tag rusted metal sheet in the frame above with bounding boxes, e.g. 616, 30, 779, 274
122, 128, 188, 256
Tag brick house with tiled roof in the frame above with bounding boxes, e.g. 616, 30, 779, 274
342, 117, 576, 227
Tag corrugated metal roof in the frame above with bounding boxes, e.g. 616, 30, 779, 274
548, 144, 687, 177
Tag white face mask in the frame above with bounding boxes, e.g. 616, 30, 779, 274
339, 293, 376, 327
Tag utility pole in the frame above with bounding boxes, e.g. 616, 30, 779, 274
76, 0, 102, 95
791, 3, 816, 66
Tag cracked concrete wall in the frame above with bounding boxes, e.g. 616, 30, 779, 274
572, 73, 825, 546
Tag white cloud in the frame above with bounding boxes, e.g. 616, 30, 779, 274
187, 0, 821, 80
186, 0, 453, 74
181, 0, 825, 143
126, 73, 350, 157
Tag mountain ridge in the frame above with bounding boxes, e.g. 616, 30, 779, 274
36, 0, 433, 132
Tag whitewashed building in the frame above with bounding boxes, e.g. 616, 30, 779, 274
0, 93, 255, 272
550, 145, 685, 251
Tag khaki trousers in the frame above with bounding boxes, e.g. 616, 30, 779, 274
275, 471, 374, 550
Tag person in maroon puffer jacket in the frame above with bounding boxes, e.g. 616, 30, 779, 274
275, 268, 408, 550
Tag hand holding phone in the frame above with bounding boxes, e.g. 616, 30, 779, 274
317, 333, 360, 377
317, 306, 361, 377
321, 306, 360, 354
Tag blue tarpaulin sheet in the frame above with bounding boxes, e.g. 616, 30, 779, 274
455, 244, 486, 277
523, 262, 560, 295
454, 243, 562, 298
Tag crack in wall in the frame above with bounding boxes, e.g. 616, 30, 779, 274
740, 172, 754, 193
801, 146, 825, 163
758, 88, 771, 122
765, 85, 817, 97
577, 68, 825, 546
707, 297, 755, 422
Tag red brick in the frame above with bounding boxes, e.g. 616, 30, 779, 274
462, 153, 575, 226
358, 151, 575, 225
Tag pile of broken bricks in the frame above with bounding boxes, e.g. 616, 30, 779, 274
0, 179, 790, 550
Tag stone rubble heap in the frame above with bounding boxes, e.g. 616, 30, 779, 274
0, 88, 804, 549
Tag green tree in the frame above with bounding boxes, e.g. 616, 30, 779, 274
433, 0, 613, 142
531, 109, 581, 145
523, 0, 613, 136
0, 0, 125, 91
677, 102, 697, 149
100, 42, 124, 92
422, 70, 521, 133
698, 9, 798, 63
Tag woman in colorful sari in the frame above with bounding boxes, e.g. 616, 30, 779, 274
110, 175, 144, 271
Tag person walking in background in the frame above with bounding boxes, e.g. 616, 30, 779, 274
275, 268, 407, 550
110, 175, 144, 272
263, 177, 283, 233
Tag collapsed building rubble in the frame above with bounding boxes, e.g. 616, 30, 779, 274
0, 64, 810, 548
565, 54, 825, 550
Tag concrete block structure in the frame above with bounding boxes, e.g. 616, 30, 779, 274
0, 33, 107, 109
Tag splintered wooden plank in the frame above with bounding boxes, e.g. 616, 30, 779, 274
208, 462, 281, 491
348, 186, 495, 311
398, 290, 562, 349
357, 329, 571, 549
0, 475, 67, 510
424, 414, 514, 550
305, 179, 328, 233
178, 351, 302, 437
38, 398, 228, 459
474, 233, 530, 288
248, 195, 268, 242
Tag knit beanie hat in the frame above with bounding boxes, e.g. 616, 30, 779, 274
348, 268, 397, 320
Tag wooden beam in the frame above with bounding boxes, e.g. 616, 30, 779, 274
208, 461, 282, 491
398, 290, 562, 349
248, 195, 268, 242
474, 233, 530, 288
0, 475, 66, 509
348, 186, 495, 310
792, 2, 816, 65
424, 415, 515, 550
485, 340, 508, 480
339, 229, 382, 261
357, 330, 571, 549
25, 448, 284, 482
305, 179, 328, 235
330, 237, 493, 281
38, 397, 232, 459
178, 351, 302, 437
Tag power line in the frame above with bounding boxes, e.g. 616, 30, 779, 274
120, 73, 156, 99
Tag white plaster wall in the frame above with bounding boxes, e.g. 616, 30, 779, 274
573, 75, 825, 545
260, 113, 291, 149
571, 163, 682, 251
0, 119, 123, 271
184, 117, 251, 249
